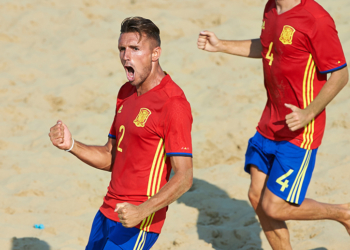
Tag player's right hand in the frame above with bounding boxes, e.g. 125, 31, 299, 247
49, 120, 73, 150
197, 30, 221, 52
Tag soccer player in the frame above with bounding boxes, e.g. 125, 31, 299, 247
197, 0, 349, 249
49, 17, 193, 250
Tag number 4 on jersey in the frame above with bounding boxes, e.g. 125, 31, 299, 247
266, 42, 274, 66
276, 169, 294, 192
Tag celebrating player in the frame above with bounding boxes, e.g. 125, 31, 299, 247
49, 17, 193, 250
197, 0, 349, 249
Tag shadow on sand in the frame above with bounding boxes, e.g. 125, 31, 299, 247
177, 178, 262, 250
12, 237, 50, 250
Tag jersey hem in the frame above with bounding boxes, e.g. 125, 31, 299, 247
256, 128, 320, 149
99, 207, 162, 234
319, 63, 347, 74
166, 152, 193, 157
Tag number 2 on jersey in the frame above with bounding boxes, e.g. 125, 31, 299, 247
117, 125, 125, 152
276, 169, 294, 192
266, 42, 274, 66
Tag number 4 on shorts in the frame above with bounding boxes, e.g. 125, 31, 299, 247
276, 169, 294, 192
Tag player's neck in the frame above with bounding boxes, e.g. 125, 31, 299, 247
136, 64, 165, 96
275, 0, 301, 15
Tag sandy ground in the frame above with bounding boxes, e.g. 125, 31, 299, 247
1, 0, 350, 249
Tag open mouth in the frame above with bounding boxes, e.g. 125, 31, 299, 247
124, 66, 135, 82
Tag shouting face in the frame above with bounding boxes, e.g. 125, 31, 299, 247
118, 32, 156, 87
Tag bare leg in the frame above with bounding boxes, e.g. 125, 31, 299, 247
262, 187, 350, 235
248, 165, 292, 250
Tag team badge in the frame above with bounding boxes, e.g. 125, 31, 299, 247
262, 21, 265, 30
118, 105, 123, 113
134, 108, 151, 127
279, 25, 295, 45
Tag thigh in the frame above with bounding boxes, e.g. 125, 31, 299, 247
86, 211, 117, 250
250, 165, 269, 194
267, 142, 318, 205
108, 222, 159, 250
244, 132, 275, 175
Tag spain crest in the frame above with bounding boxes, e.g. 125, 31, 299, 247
279, 25, 295, 45
134, 108, 151, 127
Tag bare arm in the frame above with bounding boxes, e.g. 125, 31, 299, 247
69, 138, 116, 172
197, 30, 262, 58
115, 156, 193, 228
49, 120, 116, 171
286, 66, 349, 131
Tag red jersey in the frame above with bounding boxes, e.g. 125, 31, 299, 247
99, 74, 193, 234
258, 0, 347, 149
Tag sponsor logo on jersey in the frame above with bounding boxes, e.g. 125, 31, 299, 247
118, 105, 123, 113
262, 20, 265, 30
279, 25, 295, 45
134, 108, 151, 127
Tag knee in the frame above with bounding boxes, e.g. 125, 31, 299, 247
262, 198, 283, 220
248, 188, 261, 210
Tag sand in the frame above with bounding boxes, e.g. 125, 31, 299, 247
0, 0, 349, 249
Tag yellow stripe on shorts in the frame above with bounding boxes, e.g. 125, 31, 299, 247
295, 151, 312, 204
133, 219, 148, 250
286, 149, 311, 204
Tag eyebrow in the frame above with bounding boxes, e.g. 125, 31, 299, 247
118, 44, 139, 49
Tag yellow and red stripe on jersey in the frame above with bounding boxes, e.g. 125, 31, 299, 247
300, 54, 316, 150
121, 139, 167, 250
140, 139, 166, 232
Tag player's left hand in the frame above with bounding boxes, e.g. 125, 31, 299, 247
115, 203, 144, 228
285, 103, 313, 131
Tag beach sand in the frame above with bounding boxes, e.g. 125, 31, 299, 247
1, 0, 349, 249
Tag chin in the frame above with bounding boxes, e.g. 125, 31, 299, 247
129, 75, 147, 87
128, 79, 140, 87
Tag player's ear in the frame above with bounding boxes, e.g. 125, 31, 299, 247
151, 45, 161, 62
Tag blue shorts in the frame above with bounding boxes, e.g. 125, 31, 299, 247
245, 132, 318, 205
85, 211, 159, 250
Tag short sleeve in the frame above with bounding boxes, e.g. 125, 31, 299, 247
108, 82, 136, 139
108, 113, 117, 139
162, 97, 193, 157
308, 15, 347, 74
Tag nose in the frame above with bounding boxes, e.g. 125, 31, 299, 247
122, 48, 130, 61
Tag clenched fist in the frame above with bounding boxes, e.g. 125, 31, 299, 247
115, 203, 144, 228
49, 120, 73, 150
197, 30, 221, 52
285, 103, 314, 131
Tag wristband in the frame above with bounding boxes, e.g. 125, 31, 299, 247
65, 139, 75, 152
